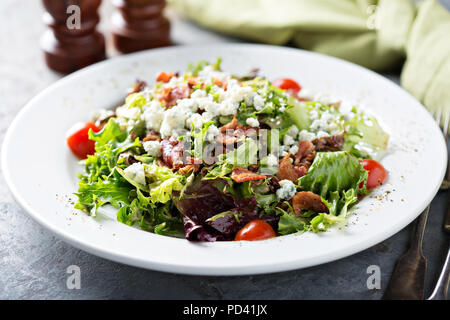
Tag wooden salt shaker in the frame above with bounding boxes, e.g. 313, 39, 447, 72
41, 0, 106, 74
111, 0, 171, 53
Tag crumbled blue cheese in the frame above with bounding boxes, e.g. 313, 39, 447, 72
308, 110, 342, 137
142, 101, 165, 131
287, 125, 299, 137
206, 125, 220, 142
283, 134, 296, 146
316, 131, 329, 139
159, 103, 192, 138
143, 140, 162, 157
253, 94, 265, 110
267, 154, 279, 167
116, 105, 141, 121
246, 117, 260, 127
298, 129, 316, 141
124, 163, 146, 185
289, 145, 299, 155
276, 179, 297, 200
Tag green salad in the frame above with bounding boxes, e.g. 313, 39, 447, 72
68, 59, 389, 241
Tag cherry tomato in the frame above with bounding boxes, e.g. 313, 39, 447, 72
67, 122, 100, 159
234, 220, 276, 241
360, 159, 388, 189
272, 78, 302, 97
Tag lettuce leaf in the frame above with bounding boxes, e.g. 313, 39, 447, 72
117, 189, 184, 237
344, 108, 389, 159
144, 163, 185, 203
83, 119, 142, 183
277, 207, 308, 235
298, 151, 367, 198
218, 138, 258, 168
74, 169, 132, 216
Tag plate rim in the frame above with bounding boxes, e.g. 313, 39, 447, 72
2, 43, 447, 275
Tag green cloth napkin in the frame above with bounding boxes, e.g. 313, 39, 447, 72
169, 0, 450, 129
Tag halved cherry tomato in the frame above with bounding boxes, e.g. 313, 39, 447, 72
360, 159, 388, 189
67, 122, 100, 159
272, 78, 302, 97
234, 220, 276, 241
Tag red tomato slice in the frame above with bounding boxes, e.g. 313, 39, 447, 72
360, 159, 388, 189
272, 78, 302, 97
67, 122, 100, 159
234, 220, 276, 241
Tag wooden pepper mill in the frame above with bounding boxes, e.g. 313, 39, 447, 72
41, 0, 106, 74
111, 0, 171, 53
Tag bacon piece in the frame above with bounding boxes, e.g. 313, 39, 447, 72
161, 138, 184, 169
295, 140, 315, 160
276, 154, 300, 183
231, 167, 266, 183
128, 80, 147, 95
293, 166, 307, 178
217, 119, 258, 145
178, 164, 200, 175
219, 117, 238, 133
158, 86, 191, 108
292, 192, 329, 216
187, 78, 198, 89
294, 140, 316, 169
156, 72, 174, 83
312, 134, 345, 152
143, 130, 161, 142
213, 78, 223, 86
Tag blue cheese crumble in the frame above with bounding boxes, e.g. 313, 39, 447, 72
276, 179, 297, 200
143, 140, 162, 157
123, 162, 146, 185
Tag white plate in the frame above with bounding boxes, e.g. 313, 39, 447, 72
2, 44, 447, 275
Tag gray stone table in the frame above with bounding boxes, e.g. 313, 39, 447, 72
0, 0, 449, 300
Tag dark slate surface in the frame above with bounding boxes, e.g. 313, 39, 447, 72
0, 0, 449, 300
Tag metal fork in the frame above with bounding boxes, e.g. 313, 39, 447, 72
383, 108, 449, 300
428, 109, 450, 300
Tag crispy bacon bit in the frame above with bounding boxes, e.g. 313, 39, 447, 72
295, 140, 315, 160
219, 116, 238, 133
178, 164, 200, 175
213, 78, 223, 87
217, 118, 259, 146
312, 134, 345, 152
118, 152, 137, 166
223, 80, 228, 91
143, 130, 161, 142
276, 154, 300, 183
231, 167, 266, 183
157, 158, 167, 167
156, 72, 174, 83
293, 166, 307, 177
292, 192, 329, 216
187, 78, 198, 89
294, 140, 316, 169
158, 86, 191, 108
128, 80, 147, 95
161, 138, 184, 169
